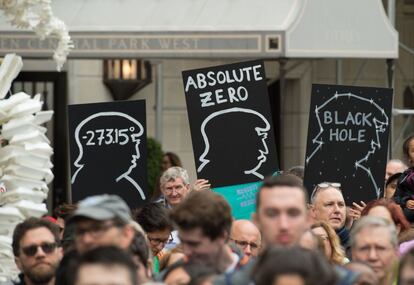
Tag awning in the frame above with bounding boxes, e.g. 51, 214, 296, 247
0, 0, 398, 59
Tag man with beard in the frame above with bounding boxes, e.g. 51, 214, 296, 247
12, 218, 63, 285
170, 191, 244, 274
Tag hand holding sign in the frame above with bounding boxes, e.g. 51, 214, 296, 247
192, 179, 211, 191
348, 201, 366, 220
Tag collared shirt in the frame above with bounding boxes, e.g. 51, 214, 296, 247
224, 253, 240, 274
164, 230, 180, 250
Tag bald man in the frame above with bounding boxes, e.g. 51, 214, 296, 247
230, 219, 261, 258
385, 159, 407, 181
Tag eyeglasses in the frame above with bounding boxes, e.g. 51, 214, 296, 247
231, 239, 260, 250
311, 182, 341, 201
75, 222, 118, 239
22, 242, 57, 257
147, 234, 173, 246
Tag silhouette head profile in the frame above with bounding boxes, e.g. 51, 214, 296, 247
71, 112, 145, 200
306, 92, 389, 199
198, 107, 270, 182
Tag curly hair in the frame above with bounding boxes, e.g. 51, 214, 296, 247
361, 198, 410, 234
311, 221, 346, 265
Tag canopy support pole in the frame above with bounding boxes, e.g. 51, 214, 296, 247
387, 0, 396, 159
279, 58, 287, 169
336, 59, 343, 85
155, 62, 164, 144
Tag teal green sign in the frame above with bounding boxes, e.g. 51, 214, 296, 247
213, 171, 282, 219
213, 181, 261, 220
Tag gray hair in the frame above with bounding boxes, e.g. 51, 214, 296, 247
350, 216, 398, 248
310, 183, 343, 205
160, 166, 190, 186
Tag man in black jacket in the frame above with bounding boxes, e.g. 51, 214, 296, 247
311, 182, 350, 251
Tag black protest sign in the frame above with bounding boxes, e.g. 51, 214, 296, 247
183, 60, 278, 188
68, 100, 148, 209
304, 84, 393, 204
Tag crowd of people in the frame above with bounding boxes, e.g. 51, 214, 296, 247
3, 134, 414, 285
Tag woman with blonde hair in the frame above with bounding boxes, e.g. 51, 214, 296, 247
311, 221, 347, 265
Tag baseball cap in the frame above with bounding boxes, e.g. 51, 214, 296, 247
68, 195, 132, 224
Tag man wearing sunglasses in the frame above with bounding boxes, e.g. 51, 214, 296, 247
310, 182, 349, 250
67, 194, 135, 254
12, 218, 63, 285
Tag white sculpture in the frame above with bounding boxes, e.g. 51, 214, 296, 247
0, 54, 54, 281
0, 0, 73, 71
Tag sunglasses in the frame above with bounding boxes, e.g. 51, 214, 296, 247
310, 182, 341, 201
317, 182, 341, 189
22, 242, 57, 257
